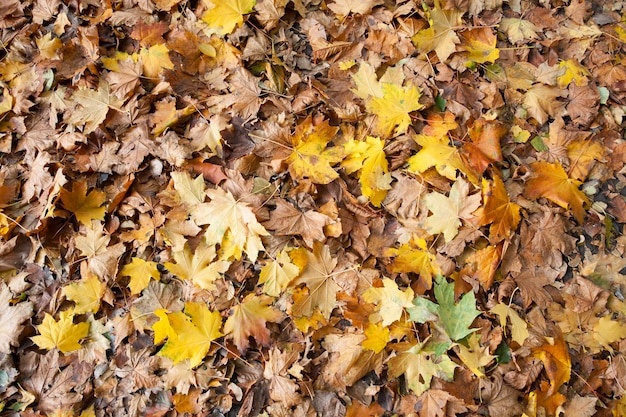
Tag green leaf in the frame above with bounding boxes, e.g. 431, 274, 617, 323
433, 276, 480, 341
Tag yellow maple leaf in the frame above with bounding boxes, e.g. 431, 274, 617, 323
59, 181, 107, 225
136, 44, 174, 78
194, 187, 268, 262
523, 84, 564, 125
165, 240, 231, 290
462, 28, 499, 66
490, 302, 529, 346
383, 236, 440, 291
556, 59, 590, 88
63, 274, 105, 314
223, 294, 283, 353
171, 171, 206, 208
119, 257, 161, 295
456, 333, 495, 378
351, 63, 423, 138
407, 133, 467, 181
362, 322, 390, 354
362, 278, 414, 326
202, 0, 256, 35
388, 341, 457, 396
32, 309, 90, 353
286, 116, 344, 184
411, 3, 464, 62
258, 249, 302, 297
592, 315, 626, 352
367, 83, 423, 138
152, 302, 223, 367
342, 136, 392, 206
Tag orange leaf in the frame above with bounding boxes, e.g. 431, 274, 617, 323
463, 119, 507, 175
475, 175, 521, 243
525, 161, 589, 222
460, 244, 501, 290
532, 329, 571, 396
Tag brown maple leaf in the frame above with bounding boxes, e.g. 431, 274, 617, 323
264, 198, 333, 247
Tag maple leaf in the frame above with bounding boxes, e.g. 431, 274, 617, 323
119, 257, 161, 295
412, 3, 464, 62
263, 198, 332, 247
165, 240, 231, 291
66, 80, 123, 134
362, 322, 390, 353
342, 136, 392, 206
59, 181, 107, 225
384, 236, 440, 291
490, 302, 529, 346
412, 276, 480, 342
362, 278, 414, 326
285, 116, 344, 184
456, 333, 495, 378
525, 161, 589, 222
322, 333, 383, 389
351, 63, 423, 138
523, 84, 564, 125
258, 249, 302, 297
137, 44, 174, 78
423, 177, 481, 243
74, 221, 126, 279
407, 130, 469, 181
32, 309, 90, 354
499, 18, 539, 44
0, 283, 33, 353
474, 175, 521, 243
567, 138, 604, 181
460, 244, 501, 290
194, 187, 269, 262
202, 0, 256, 35
152, 302, 223, 367
461, 28, 499, 66
388, 341, 457, 396
327, 0, 382, 16
223, 294, 283, 353
463, 119, 507, 175
556, 59, 590, 88
63, 273, 105, 314
532, 329, 572, 396
592, 315, 626, 352
290, 242, 340, 319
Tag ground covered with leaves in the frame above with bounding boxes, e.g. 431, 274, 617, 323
1, 0, 626, 415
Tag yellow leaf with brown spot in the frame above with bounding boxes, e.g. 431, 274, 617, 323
286, 116, 344, 184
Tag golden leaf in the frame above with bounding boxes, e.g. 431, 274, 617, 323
32, 309, 90, 354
